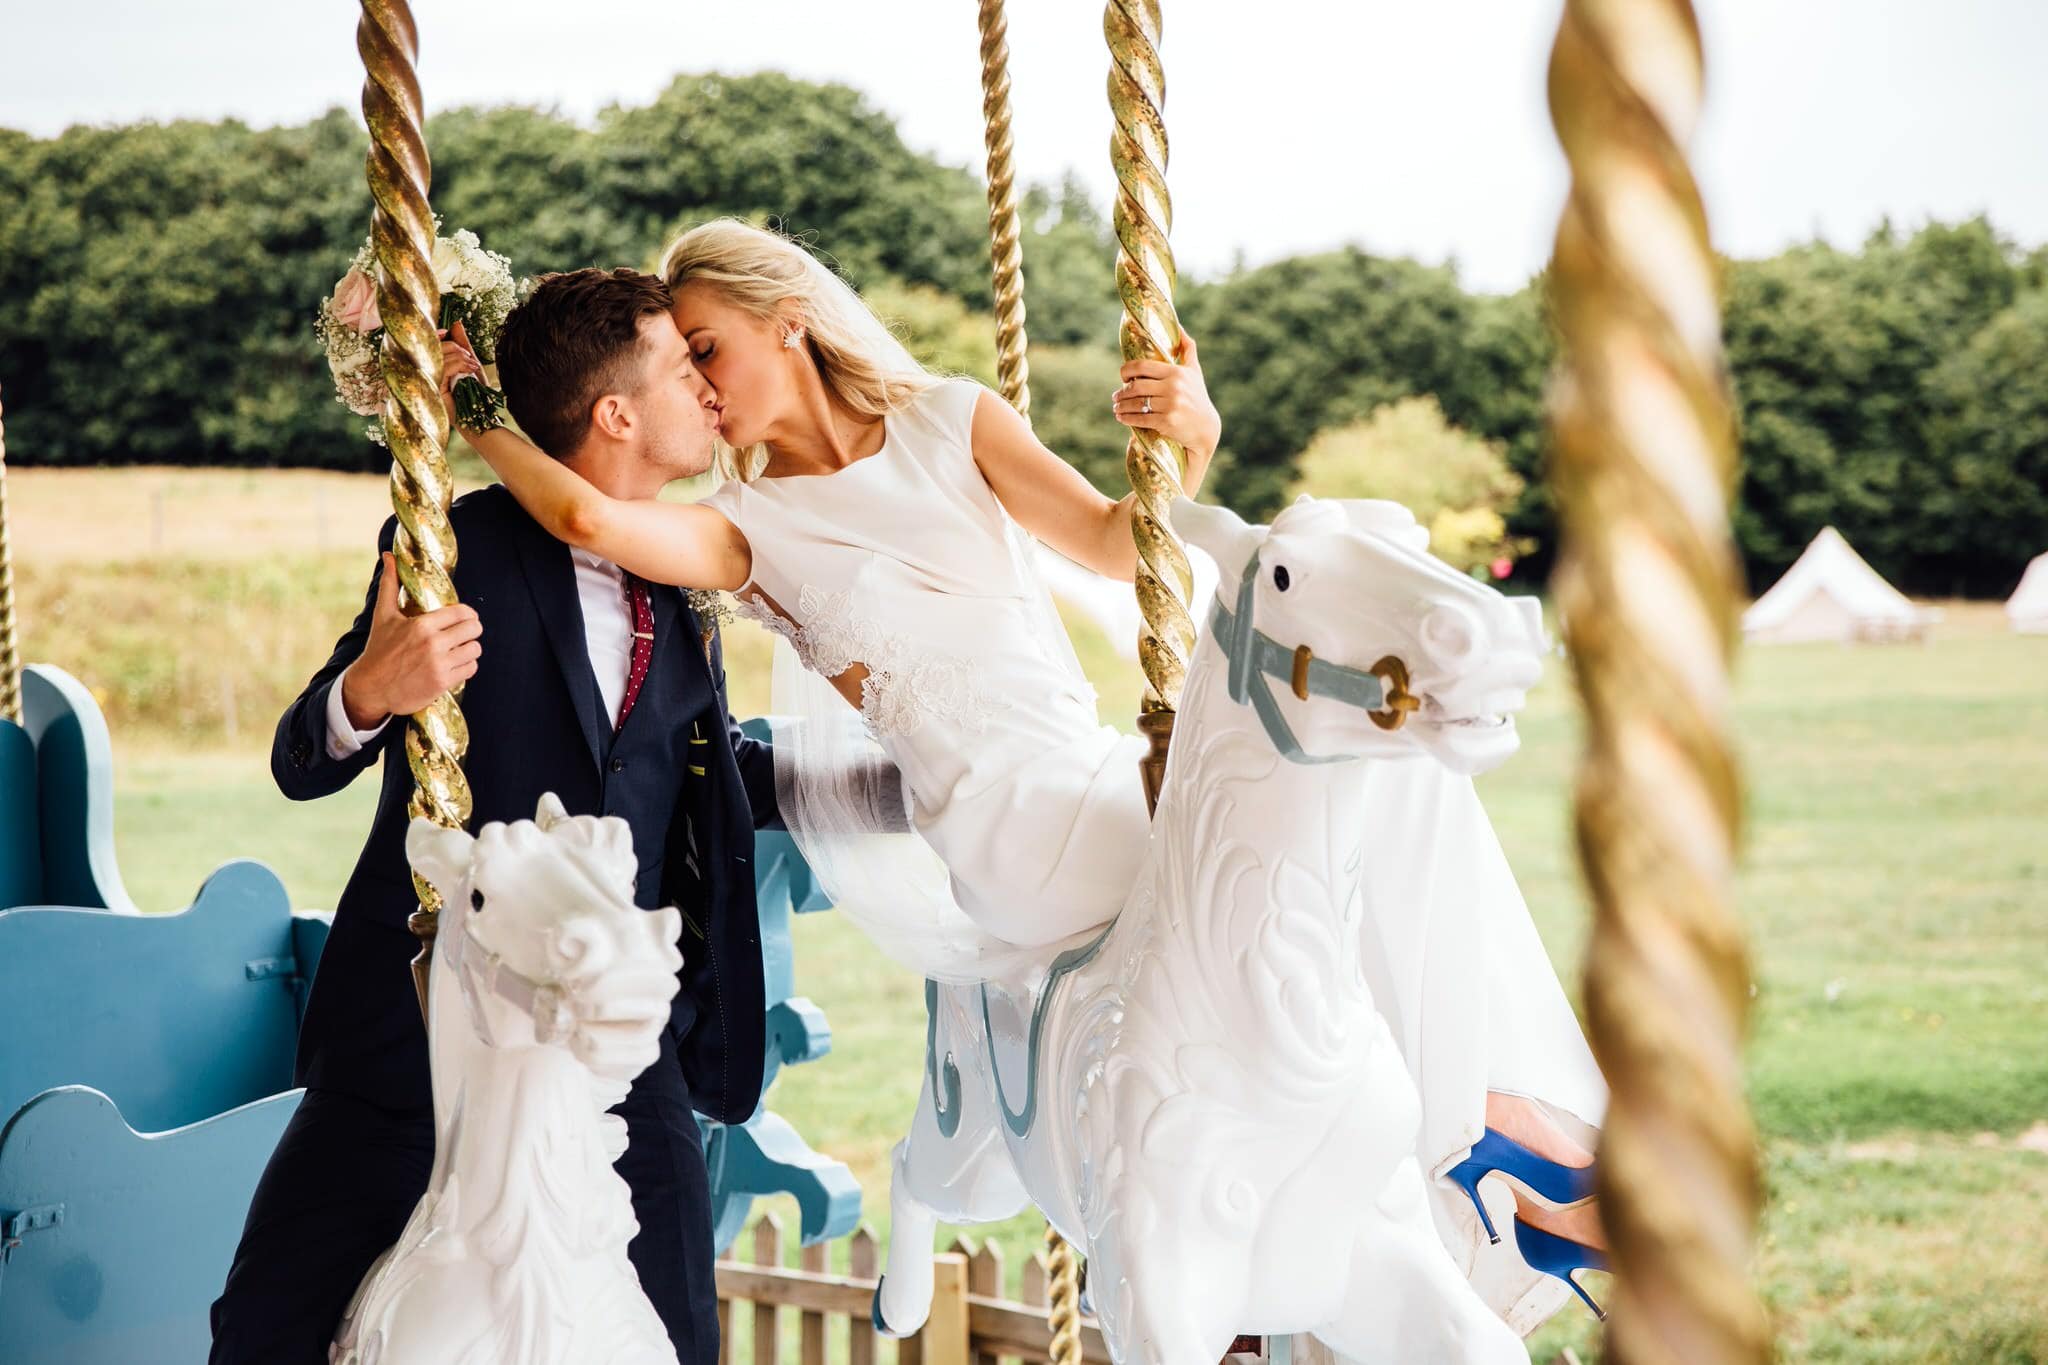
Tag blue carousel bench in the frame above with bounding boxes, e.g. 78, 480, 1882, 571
0, 690, 855, 1363
0, 664, 331, 1364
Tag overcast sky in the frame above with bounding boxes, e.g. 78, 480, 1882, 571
4, 1, 2042, 293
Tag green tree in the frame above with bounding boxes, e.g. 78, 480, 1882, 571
1289, 396, 1530, 572
585, 73, 991, 297
1177, 248, 1490, 521
1925, 288, 2048, 594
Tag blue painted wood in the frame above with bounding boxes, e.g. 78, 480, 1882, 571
698, 718, 861, 1251
702, 1109, 863, 1253
0, 1085, 304, 1365
0, 721, 40, 910
18, 666, 136, 915
0, 861, 304, 1132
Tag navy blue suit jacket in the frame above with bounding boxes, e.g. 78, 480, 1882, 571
270, 485, 776, 1124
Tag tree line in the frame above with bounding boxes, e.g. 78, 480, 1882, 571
3, 72, 2043, 596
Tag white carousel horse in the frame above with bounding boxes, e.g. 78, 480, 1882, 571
331, 796, 685, 1365
875, 496, 1548, 1364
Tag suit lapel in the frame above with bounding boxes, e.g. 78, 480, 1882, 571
513, 523, 608, 772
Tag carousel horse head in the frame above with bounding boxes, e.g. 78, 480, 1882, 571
406, 794, 683, 1082
332, 799, 683, 1365
1173, 494, 1547, 775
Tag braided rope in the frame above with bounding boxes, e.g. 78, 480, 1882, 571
977, 0, 1031, 419
1546, 2, 1770, 1359
1104, 0, 1193, 721
359, 0, 471, 1016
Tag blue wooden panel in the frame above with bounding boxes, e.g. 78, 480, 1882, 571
691, 719, 861, 1249
19, 666, 134, 915
701, 1109, 862, 1254
0, 1085, 304, 1365
0, 861, 304, 1132
289, 912, 333, 1028
0, 721, 39, 910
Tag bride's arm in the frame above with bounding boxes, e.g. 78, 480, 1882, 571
970, 333, 1220, 583
462, 423, 752, 591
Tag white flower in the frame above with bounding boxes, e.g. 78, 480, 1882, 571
431, 237, 466, 294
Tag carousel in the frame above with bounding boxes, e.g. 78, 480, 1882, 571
0, 1, 1766, 1362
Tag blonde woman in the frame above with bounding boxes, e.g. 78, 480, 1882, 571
446, 221, 1608, 1321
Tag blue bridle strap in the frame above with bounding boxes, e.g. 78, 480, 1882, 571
1208, 553, 1392, 765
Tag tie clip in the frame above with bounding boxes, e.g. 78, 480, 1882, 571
632, 630, 655, 640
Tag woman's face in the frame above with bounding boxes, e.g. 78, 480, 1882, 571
670, 280, 797, 450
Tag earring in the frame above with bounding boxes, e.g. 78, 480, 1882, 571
782, 327, 804, 350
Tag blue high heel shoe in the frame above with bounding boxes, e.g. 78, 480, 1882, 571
1511, 1217, 1609, 1320
1445, 1127, 1598, 1245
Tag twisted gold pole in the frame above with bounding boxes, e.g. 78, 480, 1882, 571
1104, 0, 1192, 811
974, 11, 1084, 1349
0, 383, 20, 725
1043, 1222, 1082, 1365
977, 0, 1031, 419
359, 0, 470, 1020
1545, 2, 1769, 1361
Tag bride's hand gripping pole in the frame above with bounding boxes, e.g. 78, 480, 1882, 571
1106, 0, 1194, 814
359, 0, 471, 1022
1546, 0, 1768, 1359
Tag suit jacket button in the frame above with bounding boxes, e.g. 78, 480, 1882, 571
610, 757, 626, 773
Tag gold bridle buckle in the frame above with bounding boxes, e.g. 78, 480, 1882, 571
1368, 656, 1420, 731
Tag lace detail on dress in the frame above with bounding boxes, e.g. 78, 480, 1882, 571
735, 588, 1000, 740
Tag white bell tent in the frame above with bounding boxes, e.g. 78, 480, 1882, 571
2006, 552, 2048, 634
1742, 527, 1940, 644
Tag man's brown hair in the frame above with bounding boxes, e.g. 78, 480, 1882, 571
494, 268, 673, 457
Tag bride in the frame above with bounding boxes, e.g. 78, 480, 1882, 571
445, 219, 1610, 1323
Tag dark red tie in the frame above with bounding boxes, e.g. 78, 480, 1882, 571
616, 571, 654, 730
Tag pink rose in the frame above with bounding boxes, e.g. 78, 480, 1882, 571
1490, 556, 1514, 581
330, 269, 381, 334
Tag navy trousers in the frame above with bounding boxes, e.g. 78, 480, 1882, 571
209, 1063, 719, 1363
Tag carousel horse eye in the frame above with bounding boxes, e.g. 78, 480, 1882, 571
470, 888, 486, 912
1273, 564, 1291, 591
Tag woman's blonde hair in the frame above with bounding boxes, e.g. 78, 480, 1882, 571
659, 218, 940, 481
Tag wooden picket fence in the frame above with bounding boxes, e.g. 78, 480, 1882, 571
715, 1213, 1112, 1365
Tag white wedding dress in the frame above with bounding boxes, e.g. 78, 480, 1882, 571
703, 377, 1607, 1328
702, 377, 1150, 979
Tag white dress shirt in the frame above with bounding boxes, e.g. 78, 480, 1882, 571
326, 548, 637, 758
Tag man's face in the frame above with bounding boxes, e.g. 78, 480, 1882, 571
619, 311, 719, 479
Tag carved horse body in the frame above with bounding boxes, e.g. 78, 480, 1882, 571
332, 798, 684, 1365
878, 497, 1548, 1363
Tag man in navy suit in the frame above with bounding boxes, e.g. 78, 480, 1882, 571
212, 269, 774, 1365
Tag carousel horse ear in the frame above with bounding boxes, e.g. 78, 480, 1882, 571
1170, 497, 1265, 581
533, 791, 571, 831
406, 818, 476, 906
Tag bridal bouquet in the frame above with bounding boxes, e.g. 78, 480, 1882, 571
317, 226, 524, 444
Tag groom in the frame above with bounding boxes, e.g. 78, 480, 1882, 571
211, 269, 775, 1365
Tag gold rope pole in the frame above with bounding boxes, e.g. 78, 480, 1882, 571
974, 7, 1089, 1358
977, 0, 1031, 418
1545, 2, 1769, 1361
358, 0, 471, 1019
0, 383, 20, 725
1104, 0, 1193, 812
1044, 1221, 1083, 1365
973, 9, 1082, 1355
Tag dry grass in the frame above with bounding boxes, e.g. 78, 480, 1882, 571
10, 467, 404, 564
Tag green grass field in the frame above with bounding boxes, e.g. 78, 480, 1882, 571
14, 469, 2046, 1361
